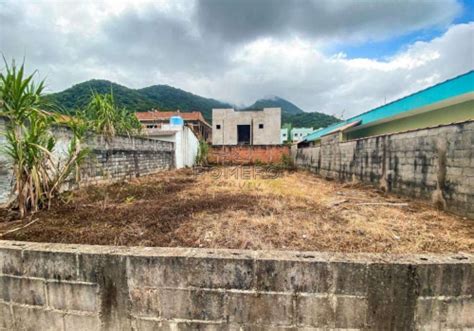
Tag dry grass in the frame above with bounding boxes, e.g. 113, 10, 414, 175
0, 167, 472, 253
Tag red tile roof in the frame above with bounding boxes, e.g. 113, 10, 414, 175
135, 111, 210, 127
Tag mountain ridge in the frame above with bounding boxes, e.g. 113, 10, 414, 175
46, 79, 339, 128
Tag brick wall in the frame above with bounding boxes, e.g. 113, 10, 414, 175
209, 145, 290, 165
0, 241, 472, 330
294, 121, 474, 218
0, 118, 174, 204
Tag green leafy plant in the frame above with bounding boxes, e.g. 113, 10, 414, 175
0, 59, 88, 217
195, 140, 209, 166
84, 91, 141, 139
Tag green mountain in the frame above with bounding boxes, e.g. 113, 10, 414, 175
46, 79, 231, 121
247, 96, 304, 115
282, 112, 339, 130
248, 96, 339, 129
46, 79, 339, 128
137, 85, 231, 120
45, 80, 155, 112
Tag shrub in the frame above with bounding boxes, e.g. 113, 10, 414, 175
195, 140, 209, 166
0, 59, 88, 217
84, 91, 141, 139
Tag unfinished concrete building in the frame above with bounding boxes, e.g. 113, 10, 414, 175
212, 108, 281, 145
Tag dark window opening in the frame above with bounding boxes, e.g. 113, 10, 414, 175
259, 123, 264, 129
237, 125, 251, 145
216, 124, 221, 129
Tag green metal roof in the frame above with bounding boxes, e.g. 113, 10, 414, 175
303, 70, 474, 142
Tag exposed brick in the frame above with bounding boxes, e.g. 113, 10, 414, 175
209, 145, 289, 165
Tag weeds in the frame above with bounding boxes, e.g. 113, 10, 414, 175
195, 140, 209, 166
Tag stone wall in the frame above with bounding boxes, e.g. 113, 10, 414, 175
0, 117, 174, 204
209, 145, 290, 165
0, 240, 472, 330
294, 121, 474, 218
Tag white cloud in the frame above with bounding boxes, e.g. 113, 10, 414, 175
0, 0, 472, 118
185, 22, 473, 117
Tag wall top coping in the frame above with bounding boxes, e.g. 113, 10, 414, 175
0, 240, 472, 265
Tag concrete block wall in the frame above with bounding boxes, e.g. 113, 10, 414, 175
209, 145, 290, 165
0, 118, 174, 204
294, 121, 474, 218
0, 240, 472, 330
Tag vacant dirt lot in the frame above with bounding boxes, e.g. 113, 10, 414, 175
0, 167, 472, 253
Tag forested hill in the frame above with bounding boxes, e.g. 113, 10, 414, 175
247, 96, 304, 115
247, 97, 339, 129
46, 79, 339, 128
45, 80, 232, 121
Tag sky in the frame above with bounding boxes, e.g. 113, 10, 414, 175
0, 0, 473, 118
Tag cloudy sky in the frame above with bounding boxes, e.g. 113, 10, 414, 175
1, 0, 473, 117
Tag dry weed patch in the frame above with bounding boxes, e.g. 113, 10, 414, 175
0, 167, 472, 253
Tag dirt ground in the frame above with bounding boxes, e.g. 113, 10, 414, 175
0, 167, 473, 253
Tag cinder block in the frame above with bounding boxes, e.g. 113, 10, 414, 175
226, 292, 293, 326
126, 256, 189, 288
446, 297, 474, 328
331, 262, 368, 296
255, 259, 331, 293
186, 256, 254, 290
295, 294, 334, 327
22, 250, 78, 281
0, 302, 13, 330
129, 287, 160, 317
64, 314, 101, 331
335, 296, 367, 328
366, 263, 418, 330
47, 281, 98, 312
0, 275, 46, 306
134, 318, 225, 331
227, 325, 297, 331
415, 297, 446, 330
0, 248, 23, 276
12, 305, 64, 331
159, 288, 224, 321
416, 263, 473, 297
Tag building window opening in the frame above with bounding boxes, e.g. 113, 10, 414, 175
259, 123, 264, 129
216, 124, 221, 129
